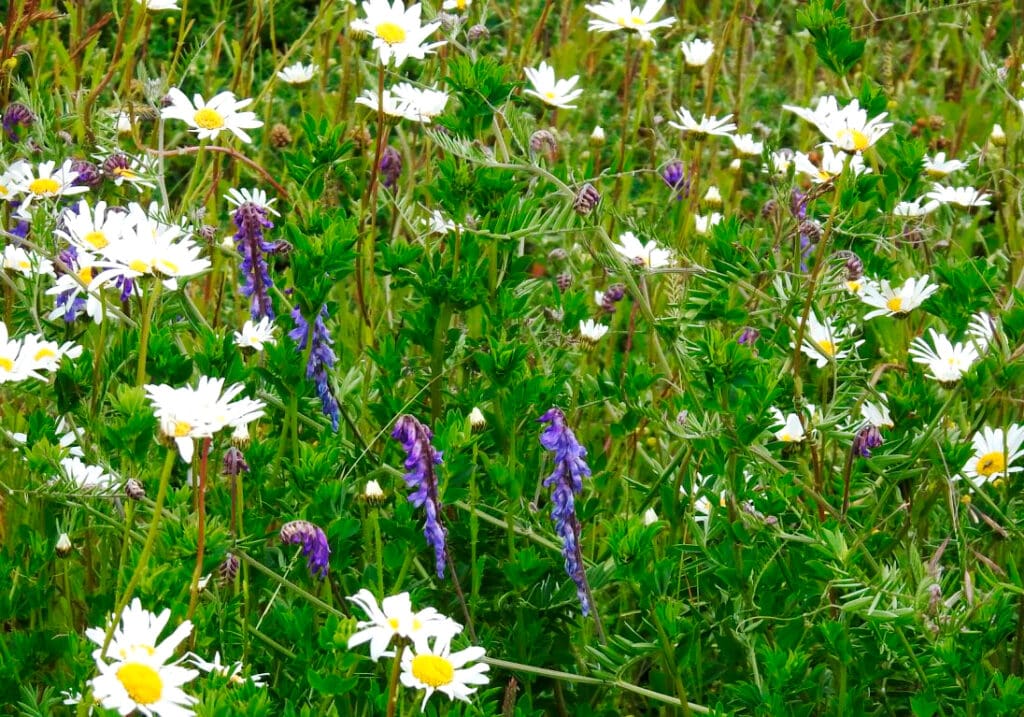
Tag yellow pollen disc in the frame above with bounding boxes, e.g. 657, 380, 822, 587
85, 231, 109, 249
976, 451, 1006, 478
630, 15, 644, 25
115, 168, 137, 179
837, 128, 870, 152
457, 0, 466, 8
376, 21, 407, 44
544, 91, 556, 99
960, 494, 972, 504
0, 357, 13, 372
780, 432, 793, 442
33, 347, 56, 362
116, 662, 163, 705
29, 177, 60, 196
77, 267, 94, 284
157, 259, 180, 275
412, 618, 422, 630
173, 420, 192, 437
846, 280, 861, 293
886, 296, 903, 313
388, 617, 400, 630
16, 260, 29, 270
411, 654, 454, 688
193, 107, 225, 130
0, 184, 8, 196
816, 339, 836, 357
992, 478, 1005, 488
817, 171, 833, 182
129, 259, 152, 273
926, 169, 946, 179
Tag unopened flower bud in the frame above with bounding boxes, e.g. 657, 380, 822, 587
703, 185, 722, 207
548, 247, 568, 263
380, 146, 402, 189
737, 327, 760, 346
530, 129, 558, 162
270, 123, 293, 148
467, 24, 489, 42
852, 425, 884, 458
573, 183, 600, 215
556, 272, 572, 292
219, 552, 240, 583
991, 124, 1006, 147
798, 219, 822, 243
70, 159, 102, 188
222, 446, 249, 477
590, 125, 605, 146
125, 478, 146, 500
468, 406, 486, 432
363, 479, 385, 503
56, 533, 73, 557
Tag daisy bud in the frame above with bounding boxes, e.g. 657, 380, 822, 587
573, 183, 600, 215
362, 479, 386, 504
991, 124, 1007, 147
590, 125, 605, 146
703, 185, 723, 207
222, 446, 249, 477
467, 24, 490, 42
56, 532, 73, 558
729, 158, 742, 172
530, 129, 558, 162
124, 478, 146, 500
578, 319, 609, 346
468, 406, 486, 432
270, 122, 293, 148
219, 552, 240, 583
556, 272, 572, 292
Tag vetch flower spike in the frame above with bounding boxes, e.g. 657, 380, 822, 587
392, 415, 449, 578
280, 520, 331, 578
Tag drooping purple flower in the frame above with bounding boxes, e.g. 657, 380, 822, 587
379, 146, 402, 189
288, 304, 340, 430
538, 407, 593, 616
852, 425, 883, 458
70, 159, 102, 189
1, 102, 35, 142
280, 519, 330, 579
661, 159, 689, 201
738, 327, 760, 346
391, 414, 448, 579
52, 246, 88, 323
232, 199, 282, 320
598, 283, 626, 313
222, 446, 249, 477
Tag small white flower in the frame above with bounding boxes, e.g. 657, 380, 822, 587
591, 125, 605, 143
893, 197, 940, 217
364, 479, 385, 499
225, 186, 280, 215
642, 507, 659, 525
55, 199, 131, 252
694, 212, 722, 235
390, 82, 449, 122
56, 457, 118, 492
967, 311, 996, 353
136, 0, 180, 10
766, 149, 794, 175
769, 406, 816, 443
925, 184, 991, 208
399, 633, 490, 711
96, 152, 158, 191
960, 425, 1024, 489
860, 275, 939, 320
2, 244, 54, 277
611, 231, 672, 268
793, 143, 869, 184
923, 152, 965, 178
680, 38, 714, 67
860, 396, 893, 429
85, 598, 194, 665
350, 0, 446, 67
702, 185, 722, 206
9, 160, 90, 213
468, 407, 486, 430
425, 209, 460, 235
187, 651, 268, 687
908, 329, 979, 384
234, 317, 277, 352
783, 95, 892, 152
523, 61, 583, 109
276, 62, 318, 85
795, 314, 861, 368
731, 133, 763, 156
442, 0, 471, 10
585, 0, 676, 43
347, 589, 462, 661
667, 107, 736, 138
161, 88, 263, 143
578, 319, 609, 344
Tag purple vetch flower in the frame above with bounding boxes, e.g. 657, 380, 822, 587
280, 520, 331, 579
288, 305, 340, 430
222, 446, 249, 477
379, 146, 402, 189
852, 425, 883, 458
661, 159, 690, 201
737, 327, 760, 346
231, 196, 285, 320
391, 414, 448, 579
538, 407, 593, 616
1, 102, 35, 142
70, 159, 102, 189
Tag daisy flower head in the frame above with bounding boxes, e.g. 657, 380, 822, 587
578, 319, 609, 345
135, 0, 181, 10
961, 425, 1024, 489
161, 88, 263, 143
769, 405, 818, 443
782, 95, 892, 152
793, 143, 869, 184
17, 333, 82, 373
967, 311, 996, 353
347, 589, 462, 661
860, 274, 939, 320
85, 598, 194, 665
611, 231, 672, 269
0, 159, 31, 203
187, 652, 267, 688
860, 395, 894, 429
523, 61, 583, 109
55, 456, 117, 492
225, 186, 280, 216
390, 82, 449, 123
893, 197, 940, 217
276, 62, 318, 85
795, 313, 861, 368
55, 199, 131, 252
908, 328, 979, 385
667, 107, 736, 139
442, 0, 471, 10
100, 152, 158, 191
350, 0, 445, 67
923, 152, 965, 178
2, 244, 54, 278
9, 159, 90, 213
694, 212, 723, 235
585, 0, 676, 44
925, 183, 991, 208
731, 133, 764, 157
234, 317, 277, 352
399, 633, 490, 711
680, 38, 714, 67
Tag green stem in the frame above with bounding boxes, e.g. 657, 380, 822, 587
430, 302, 453, 424
386, 642, 406, 717
135, 279, 163, 387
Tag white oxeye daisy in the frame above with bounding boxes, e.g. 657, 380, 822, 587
893, 197, 940, 217
161, 87, 263, 143
399, 634, 490, 711
234, 317, 277, 352
667, 107, 736, 138
584, 0, 676, 43
144, 376, 265, 463
795, 313, 861, 368
9, 159, 89, 213
85, 598, 194, 665
425, 209, 460, 235
694, 212, 722, 235
782, 95, 892, 152
350, 0, 446, 67
276, 62, 318, 85
923, 152, 965, 178
680, 472, 725, 522
793, 144, 869, 184
731, 133, 764, 157
347, 589, 462, 662
18, 334, 82, 373
769, 406, 815, 443
187, 651, 268, 688
765, 149, 794, 175
925, 184, 991, 208
135, 0, 180, 10
55, 199, 130, 252
860, 396, 894, 429
860, 275, 938, 320
0, 160, 31, 203
390, 82, 449, 123
2, 244, 54, 277
225, 186, 280, 215
967, 311, 996, 353
961, 425, 1024, 489
680, 38, 714, 67
591, 125, 605, 143
908, 329, 979, 385
611, 231, 672, 269
523, 61, 583, 109
56, 456, 118, 492
442, 0, 471, 10
90, 658, 198, 717
578, 319, 609, 344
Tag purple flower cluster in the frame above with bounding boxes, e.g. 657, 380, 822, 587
232, 200, 281, 319
279, 519, 330, 579
391, 414, 448, 579
2, 102, 35, 142
661, 159, 690, 201
852, 425, 883, 458
379, 146, 402, 189
289, 305, 340, 431
538, 407, 593, 616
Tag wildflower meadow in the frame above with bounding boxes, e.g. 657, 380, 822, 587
4, 0, 1024, 713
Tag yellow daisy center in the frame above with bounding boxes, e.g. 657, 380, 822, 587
85, 231, 109, 249
0, 184, 8, 196
817, 170, 833, 182
886, 296, 903, 313
173, 420, 192, 437
816, 339, 836, 357
388, 617, 400, 630
29, 177, 60, 196
376, 21, 407, 44
837, 128, 870, 152
412, 617, 422, 630
846, 280, 861, 293
925, 168, 946, 179
114, 167, 137, 179
544, 91, 556, 100
33, 347, 56, 362
193, 107, 225, 130
411, 654, 454, 688
457, 0, 466, 8
116, 662, 163, 705
129, 259, 152, 274
0, 357, 13, 372
780, 432, 794, 442
976, 451, 1006, 478
156, 259, 180, 275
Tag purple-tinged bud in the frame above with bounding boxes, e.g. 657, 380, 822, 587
222, 446, 249, 477
852, 425, 883, 458
661, 159, 689, 200
124, 478, 146, 500
737, 327, 760, 346
798, 219, 822, 244
380, 146, 402, 189
548, 247, 568, 263
573, 183, 600, 216
790, 188, 808, 220
835, 250, 863, 281
70, 159, 102, 189
530, 130, 558, 162
761, 198, 779, 219
467, 24, 489, 42
556, 272, 572, 292
1, 102, 36, 142
279, 519, 331, 579
219, 552, 240, 583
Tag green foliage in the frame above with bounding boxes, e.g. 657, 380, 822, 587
796, 0, 866, 77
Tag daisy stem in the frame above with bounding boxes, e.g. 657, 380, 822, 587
613, 34, 634, 200
100, 448, 177, 657
385, 642, 405, 717
186, 437, 211, 625
134, 278, 163, 387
